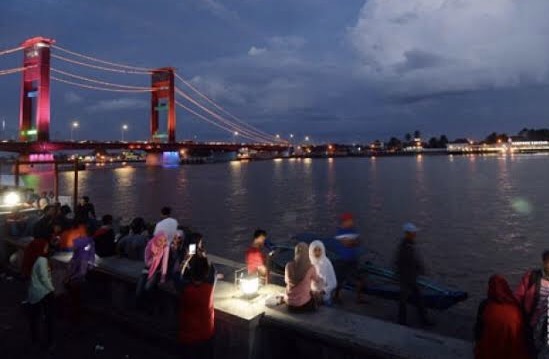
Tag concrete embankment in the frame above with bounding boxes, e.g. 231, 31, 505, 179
0, 236, 473, 359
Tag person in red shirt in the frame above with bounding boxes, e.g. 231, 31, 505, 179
176, 256, 216, 359
245, 229, 269, 283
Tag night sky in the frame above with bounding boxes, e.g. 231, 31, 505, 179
2, 0, 549, 143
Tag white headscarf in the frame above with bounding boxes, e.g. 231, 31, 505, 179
308, 240, 337, 299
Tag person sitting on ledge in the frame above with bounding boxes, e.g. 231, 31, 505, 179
117, 217, 149, 260
284, 242, 320, 313
93, 214, 116, 257
309, 240, 337, 305
176, 255, 216, 359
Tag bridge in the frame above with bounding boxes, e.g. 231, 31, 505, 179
0, 36, 290, 168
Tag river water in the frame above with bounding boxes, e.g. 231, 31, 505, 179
23, 154, 549, 315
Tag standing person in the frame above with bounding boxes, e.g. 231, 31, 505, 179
515, 250, 549, 357
22, 234, 51, 279
74, 196, 96, 224
475, 275, 530, 359
394, 223, 432, 326
309, 240, 337, 305
245, 229, 269, 283
176, 256, 216, 359
93, 215, 116, 257
154, 206, 178, 244
28, 241, 55, 350
64, 225, 95, 325
136, 232, 169, 311
284, 242, 319, 312
333, 213, 367, 304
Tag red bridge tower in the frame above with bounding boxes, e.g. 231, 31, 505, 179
150, 67, 176, 143
20, 37, 54, 142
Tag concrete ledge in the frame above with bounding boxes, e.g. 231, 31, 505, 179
1, 235, 472, 359
260, 307, 472, 359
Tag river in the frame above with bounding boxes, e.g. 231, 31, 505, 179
22, 154, 549, 316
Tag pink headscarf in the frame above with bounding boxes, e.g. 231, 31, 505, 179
145, 232, 169, 280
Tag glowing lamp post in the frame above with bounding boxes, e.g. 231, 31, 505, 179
70, 121, 79, 141
121, 124, 128, 142
233, 131, 239, 143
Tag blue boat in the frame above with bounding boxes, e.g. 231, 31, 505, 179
269, 233, 468, 310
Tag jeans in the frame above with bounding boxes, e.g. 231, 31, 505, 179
29, 292, 54, 346
398, 283, 428, 325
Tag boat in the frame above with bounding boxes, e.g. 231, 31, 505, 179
268, 233, 468, 310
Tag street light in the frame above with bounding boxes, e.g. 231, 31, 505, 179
121, 124, 128, 142
233, 131, 239, 143
70, 121, 79, 141
305, 136, 310, 142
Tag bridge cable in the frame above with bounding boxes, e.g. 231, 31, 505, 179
51, 76, 155, 93
175, 87, 274, 143
174, 72, 281, 142
52, 44, 153, 71
51, 68, 153, 90
175, 101, 264, 142
0, 65, 35, 76
0, 46, 23, 57
52, 54, 151, 75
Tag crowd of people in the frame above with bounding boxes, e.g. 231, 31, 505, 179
19, 195, 549, 359
20, 199, 216, 358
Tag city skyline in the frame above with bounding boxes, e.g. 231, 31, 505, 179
2, 1, 549, 143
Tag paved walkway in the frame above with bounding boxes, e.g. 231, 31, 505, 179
0, 271, 178, 359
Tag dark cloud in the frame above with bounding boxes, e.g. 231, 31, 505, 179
1, 0, 549, 142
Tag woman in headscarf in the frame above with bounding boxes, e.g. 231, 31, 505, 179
309, 240, 337, 305
136, 232, 168, 310
284, 242, 319, 312
474, 274, 531, 359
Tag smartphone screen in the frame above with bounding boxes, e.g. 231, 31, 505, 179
189, 244, 196, 255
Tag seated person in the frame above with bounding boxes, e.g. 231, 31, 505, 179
284, 242, 319, 312
245, 229, 269, 283
93, 215, 116, 257
309, 240, 337, 305
176, 256, 216, 358
117, 217, 149, 260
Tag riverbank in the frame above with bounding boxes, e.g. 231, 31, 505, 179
0, 237, 473, 359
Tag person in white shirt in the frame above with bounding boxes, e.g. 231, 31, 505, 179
154, 206, 178, 244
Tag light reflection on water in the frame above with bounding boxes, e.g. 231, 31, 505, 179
22, 155, 549, 314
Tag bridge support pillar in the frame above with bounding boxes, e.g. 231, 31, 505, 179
20, 37, 55, 142
145, 151, 180, 167
16, 153, 55, 174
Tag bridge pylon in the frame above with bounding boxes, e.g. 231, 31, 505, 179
151, 67, 176, 143
20, 37, 55, 142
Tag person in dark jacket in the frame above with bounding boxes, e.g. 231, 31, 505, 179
394, 223, 432, 326
93, 215, 115, 257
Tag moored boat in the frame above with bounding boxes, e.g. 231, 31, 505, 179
269, 233, 468, 310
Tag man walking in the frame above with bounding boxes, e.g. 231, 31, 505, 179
394, 223, 432, 326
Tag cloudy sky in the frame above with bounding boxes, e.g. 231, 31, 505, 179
1, 0, 549, 142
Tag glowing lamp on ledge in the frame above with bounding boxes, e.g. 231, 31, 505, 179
240, 276, 259, 296
3, 192, 21, 206
235, 268, 260, 298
